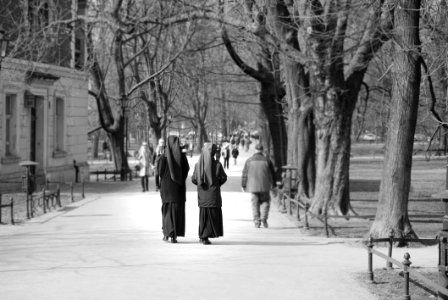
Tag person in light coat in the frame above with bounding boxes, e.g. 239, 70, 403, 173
137, 142, 153, 192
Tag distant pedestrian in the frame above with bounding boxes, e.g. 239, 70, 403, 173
192, 143, 227, 245
215, 143, 222, 161
222, 143, 230, 169
241, 144, 276, 228
231, 145, 239, 165
244, 136, 251, 152
157, 136, 190, 243
137, 142, 153, 192
153, 138, 165, 191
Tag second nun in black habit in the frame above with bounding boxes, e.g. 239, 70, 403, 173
191, 143, 227, 245
157, 135, 190, 243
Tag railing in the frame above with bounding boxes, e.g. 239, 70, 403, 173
0, 179, 86, 223
364, 236, 448, 299
45, 180, 85, 203
0, 193, 14, 225
89, 168, 136, 182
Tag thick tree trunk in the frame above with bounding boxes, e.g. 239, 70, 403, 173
197, 122, 208, 152
108, 117, 128, 179
92, 133, 99, 159
297, 107, 316, 200
369, 0, 421, 239
310, 90, 357, 215
260, 83, 287, 177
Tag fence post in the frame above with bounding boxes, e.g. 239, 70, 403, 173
96, 171, 99, 182
324, 210, 329, 238
57, 185, 61, 207
71, 182, 74, 202
10, 197, 14, 225
0, 194, 3, 224
304, 203, 310, 230
104, 168, 107, 180
367, 236, 374, 282
439, 236, 448, 300
42, 188, 47, 213
402, 252, 411, 300
388, 229, 394, 269
82, 180, 85, 199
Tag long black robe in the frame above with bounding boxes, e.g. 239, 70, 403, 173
157, 136, 189, 238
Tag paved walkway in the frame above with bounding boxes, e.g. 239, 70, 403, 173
0, 151, 439, 300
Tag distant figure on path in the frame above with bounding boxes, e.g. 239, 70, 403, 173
137, 142, 153, 192
153, 138, 165, 191
222, 143, 230, 169
157, 136, 190, 243
192, 143, 227, 245
241, 143, 276, 228
231, 145, 239, 166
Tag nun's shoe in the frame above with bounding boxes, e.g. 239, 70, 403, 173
163, 236, 169, 242
202, 238, 211, 245
171, 237, 178, 243
262, 220, 269, 228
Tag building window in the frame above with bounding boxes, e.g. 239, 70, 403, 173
55, 97, 65, 151
5, 94, 17, 156
75, 38, 83, 69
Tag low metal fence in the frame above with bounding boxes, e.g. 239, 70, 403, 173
89, 168, 136, 182
364, 236, 448, 299
0, 179, 86, 223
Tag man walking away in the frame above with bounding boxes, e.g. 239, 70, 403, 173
241, 144, 276, 228
231, 145, 239, 166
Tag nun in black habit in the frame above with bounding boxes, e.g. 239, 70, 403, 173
191, 143, 227, 245
157, 135, 190, 243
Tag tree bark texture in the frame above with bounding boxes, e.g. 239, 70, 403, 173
369, 0, 422, 239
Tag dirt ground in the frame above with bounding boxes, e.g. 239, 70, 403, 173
279, 156, 448, 240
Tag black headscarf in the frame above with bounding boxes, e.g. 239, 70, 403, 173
197, 143, 217, 188
166, 136, 183, 184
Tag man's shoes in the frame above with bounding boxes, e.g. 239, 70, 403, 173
262, 220, 269, 228
170, 237, 178, 243
255, 222, 261, 228
201, 238, 211, 245
163, 236, 168, 242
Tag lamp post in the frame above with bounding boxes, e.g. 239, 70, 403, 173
0, 25, 10, 70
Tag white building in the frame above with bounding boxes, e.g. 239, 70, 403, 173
0, 0, 89, 185
0, 59, 89, 183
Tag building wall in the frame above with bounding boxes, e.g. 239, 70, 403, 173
0, 58, 89, 183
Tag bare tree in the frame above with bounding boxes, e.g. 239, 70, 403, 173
220, 2, 287, 176
369, 0, 422, 239
87, 0, 194, 179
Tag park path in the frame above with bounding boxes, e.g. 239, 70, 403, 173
0, 148, 438, 299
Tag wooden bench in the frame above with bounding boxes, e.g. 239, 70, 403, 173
0, 193, 14, 224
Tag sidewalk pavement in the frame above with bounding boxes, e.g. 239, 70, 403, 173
0, 147, 439, 300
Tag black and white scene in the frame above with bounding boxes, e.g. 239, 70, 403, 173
1, 1, 448, 299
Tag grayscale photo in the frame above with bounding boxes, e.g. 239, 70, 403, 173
0, 1, 447, 299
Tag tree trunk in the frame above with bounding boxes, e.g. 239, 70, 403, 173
296, 107, 316, 200
220, 85, 228, 138
198, 121, 208, 151
93, 133, 99, 159
260, 83, 287, 177
369, 0, 421, 239
310, 88, 359, 215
